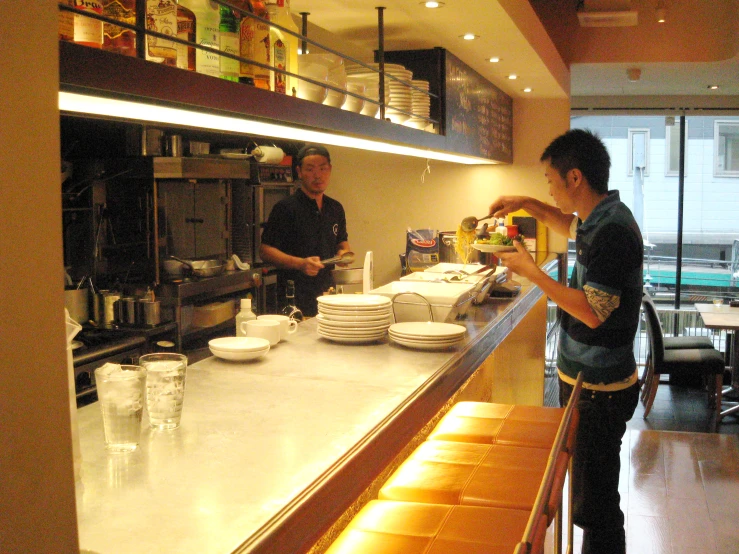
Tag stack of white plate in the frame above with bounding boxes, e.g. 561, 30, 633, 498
208, 336, 270, 361
404, 79, 431, 130
345, 62, 411, 121
316, 294, 393, 343
388, 321, 466, 350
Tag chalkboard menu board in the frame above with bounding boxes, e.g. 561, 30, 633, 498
382, 48, 513, 163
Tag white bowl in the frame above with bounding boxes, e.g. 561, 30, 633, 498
297, 59, 329, 103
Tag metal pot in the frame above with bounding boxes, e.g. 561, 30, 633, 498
169, 256, 226, 278
64, 288, 89, 324
136, 299, 161, 326
115, 297, 137, 325
439, 231, 480, 264
93, 290, 121, 325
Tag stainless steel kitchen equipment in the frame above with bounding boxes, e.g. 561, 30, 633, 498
169, 256, 226, 278
232, 163, 295, 266
438, 231, 481, 264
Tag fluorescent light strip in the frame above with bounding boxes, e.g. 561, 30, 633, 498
59, 92, 497, 165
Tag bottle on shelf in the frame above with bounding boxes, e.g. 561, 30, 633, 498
267, 0, 299, 95
235, 297, 257, 337
102, 0, 136, 57
181, 0, 221, 78
176, 1, 196, 71
281, 280, 303, 321
145, 0, 177, 66
239, 0, 271, 90
219, 4, 240, 81
60, 0, 104, 49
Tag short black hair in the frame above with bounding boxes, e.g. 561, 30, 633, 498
295, 144, 331, 166
540, 129, 610, 194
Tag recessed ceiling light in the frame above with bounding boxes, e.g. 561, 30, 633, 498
422, 1, 444, 7
523, 87, 532, 93
707, 85, 719, 90
461, 33, 477, 40
488, 57, 500, 63
508, 74, 517, 80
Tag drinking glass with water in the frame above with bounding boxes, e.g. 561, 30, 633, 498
139, 353, 188, 430
95, 364, 146, 452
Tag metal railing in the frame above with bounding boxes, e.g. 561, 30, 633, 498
545, 301, 730, 372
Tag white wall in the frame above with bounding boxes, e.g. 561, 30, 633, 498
0, 1, 80, 552
329, 98, 572, 285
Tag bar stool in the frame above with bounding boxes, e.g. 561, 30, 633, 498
427, 401, 564, 450
324, 377, 582, 554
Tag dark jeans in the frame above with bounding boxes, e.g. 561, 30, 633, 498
559, 379, 640, 554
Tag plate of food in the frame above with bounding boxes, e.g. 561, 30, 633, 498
471, 233, 524, 253
471, 243, 517, 252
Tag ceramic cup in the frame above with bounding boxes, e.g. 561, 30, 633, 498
243, 319, 280, 346
257, 314, 298, 341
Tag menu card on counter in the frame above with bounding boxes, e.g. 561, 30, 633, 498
382, 48, 513, 163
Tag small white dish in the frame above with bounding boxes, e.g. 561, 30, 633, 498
208, 336, 271, 352
209, 345, 269, 361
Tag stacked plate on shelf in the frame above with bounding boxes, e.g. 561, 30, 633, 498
316, 294, 393, 343
208, 337, 270, 361
388, 322, 467, 351
404, 79, 431, 130
345, 62, 411, 121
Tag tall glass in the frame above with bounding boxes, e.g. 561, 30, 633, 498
95, 364, 146, 452
139, 353, 188, 430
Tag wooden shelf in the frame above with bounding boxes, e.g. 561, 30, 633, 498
58, 41, 504, 163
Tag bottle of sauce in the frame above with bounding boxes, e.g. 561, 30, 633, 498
103, 0, 136, 56
239, 0, 270, 89
235, 298, 257, 337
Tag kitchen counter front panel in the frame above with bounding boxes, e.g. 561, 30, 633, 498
76, 260, 554, 554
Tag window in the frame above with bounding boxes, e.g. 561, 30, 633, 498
715, 120, 739, 177
628, 129, 649, 176
665, 118, 687, 176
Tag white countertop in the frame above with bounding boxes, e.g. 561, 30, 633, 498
75, 269, 551, 554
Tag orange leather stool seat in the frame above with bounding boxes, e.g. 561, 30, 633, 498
428, 401, 564, 450
324, 500, 546, 554
379, 440, 566, 522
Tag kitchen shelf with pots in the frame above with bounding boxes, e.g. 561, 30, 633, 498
58, 42, 500, 164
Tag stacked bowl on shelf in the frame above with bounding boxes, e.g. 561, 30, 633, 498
345, 62, 394, 119
316, 294, 393, 343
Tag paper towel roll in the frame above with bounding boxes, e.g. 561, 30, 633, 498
253, 146, 285, 164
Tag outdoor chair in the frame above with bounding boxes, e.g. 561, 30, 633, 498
641, 292, 725, 431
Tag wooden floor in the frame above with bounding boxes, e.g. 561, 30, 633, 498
544, 382, 739, 553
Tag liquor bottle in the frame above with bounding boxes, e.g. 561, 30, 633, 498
219, 4, 240, 81
184, 0, 221, 77
239, 0, 270, 89
59, 1, 75, 42
176, 1, 196, 71
281, 280, 303, 321
64, 0, 104, 48
103, 0, 136, 56
235, 298, 257, 336
145, 0, 177, 66
268, 0, 299, 95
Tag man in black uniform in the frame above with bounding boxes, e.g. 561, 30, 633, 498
260, 144, 351, 317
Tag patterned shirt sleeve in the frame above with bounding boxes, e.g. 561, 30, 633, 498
583, 284, 620, 322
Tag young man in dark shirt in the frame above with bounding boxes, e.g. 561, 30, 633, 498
489, 129, 643, 554
260, 144, 351, 317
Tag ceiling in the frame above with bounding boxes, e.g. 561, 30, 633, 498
288, 0, 739, 109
